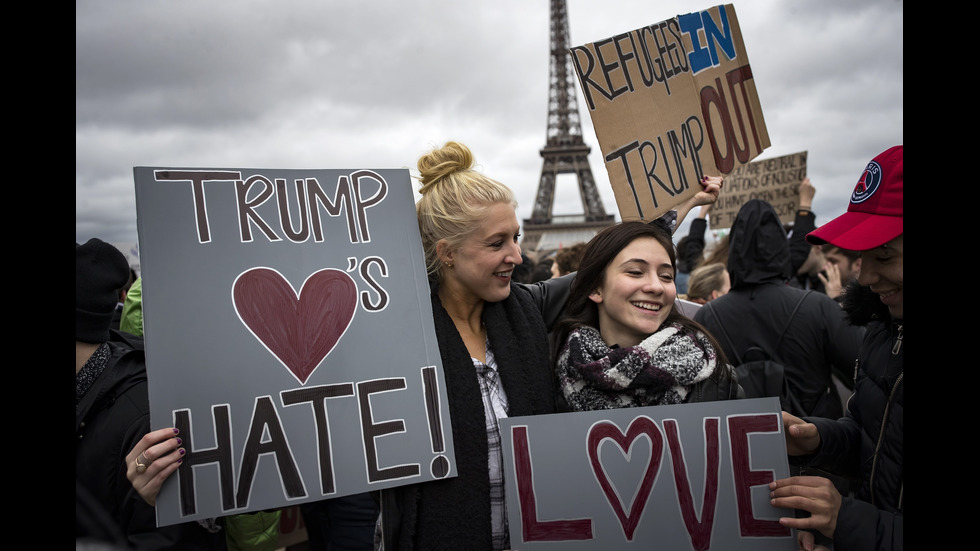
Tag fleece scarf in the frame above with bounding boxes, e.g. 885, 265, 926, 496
392, 284, 555, 551
557, 323, 717, 411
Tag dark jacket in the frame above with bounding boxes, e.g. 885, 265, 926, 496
693, 200, 864, 418
677, 217, 708, 274
787, 208, 827, 293
806, 282, 903, 551
378, 275, 571, 551
76, 330, 222, 551
788, 207, 816, 277
685, 365, 744, 403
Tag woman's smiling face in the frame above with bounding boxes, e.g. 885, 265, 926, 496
443, 202, 523, 304
590, 236, 676, 347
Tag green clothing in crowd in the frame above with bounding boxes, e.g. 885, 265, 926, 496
120, 277, 143, 336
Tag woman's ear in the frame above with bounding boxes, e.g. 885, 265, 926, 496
436, 240, 454, 266
588, 289, 602, 304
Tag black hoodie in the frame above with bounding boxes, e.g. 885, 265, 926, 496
694, 199, 864, 418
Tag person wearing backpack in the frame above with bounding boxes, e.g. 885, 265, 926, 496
770, 145, 903, 551
692, 199, 864, 420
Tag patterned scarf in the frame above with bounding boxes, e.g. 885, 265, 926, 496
557, 322, 717, 411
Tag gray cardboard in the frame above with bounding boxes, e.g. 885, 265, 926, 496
133, 167, 455, 526
501, 397, 796, 550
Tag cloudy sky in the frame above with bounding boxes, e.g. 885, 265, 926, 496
76, 0, 903, 259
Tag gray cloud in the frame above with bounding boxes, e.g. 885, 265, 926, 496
76, 0, 903, 254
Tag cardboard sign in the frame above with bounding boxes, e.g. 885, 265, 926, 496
572, 4, 769, 222
133, 167, 455, 526
710, 151, 808, 230
501, 398, 796, 550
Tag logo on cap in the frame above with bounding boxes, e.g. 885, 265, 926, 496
851, 160, 882, 204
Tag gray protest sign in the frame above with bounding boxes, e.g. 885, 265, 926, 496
134, 167, 455, 526
501, 397, 795, 550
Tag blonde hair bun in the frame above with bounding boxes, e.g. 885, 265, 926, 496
417, 141, 474, 195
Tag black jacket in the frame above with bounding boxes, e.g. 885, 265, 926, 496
677, 217, 708, 274
807, 283, 903, 550
693, 200, 864, 418
377, 275, 571, 551
76, 330, 222, 551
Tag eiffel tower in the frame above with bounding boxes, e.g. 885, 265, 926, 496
521, 0, 615, 254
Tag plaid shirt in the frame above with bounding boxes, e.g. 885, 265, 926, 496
472, 345, 510, 551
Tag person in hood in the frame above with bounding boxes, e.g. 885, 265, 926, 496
769, 145, 903, 551
693, 199, 864, 420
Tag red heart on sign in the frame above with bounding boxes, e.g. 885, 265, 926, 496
587, 417, 663, 541
233, 267, 357, 385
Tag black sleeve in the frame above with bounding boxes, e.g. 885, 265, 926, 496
788, 209, 816, 274
680, 218, 708, 269
516, 272, 574, 330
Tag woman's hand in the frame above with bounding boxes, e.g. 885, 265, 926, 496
125, 427, 185, 506
693, 175, 723, 207
672, 175, 725, 230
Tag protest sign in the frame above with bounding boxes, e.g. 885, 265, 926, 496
501, 397, 796, 550
710, 151, 808, 230
571, 4, 769, 222
133, 167, 455, 526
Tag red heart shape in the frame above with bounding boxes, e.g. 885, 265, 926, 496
587, 417, 663, 541
233, 267, 357, 385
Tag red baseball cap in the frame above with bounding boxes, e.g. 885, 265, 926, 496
807, 145, 903, 250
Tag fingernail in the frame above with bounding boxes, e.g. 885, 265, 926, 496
173, 428, 180, 434
178, 458, 183, 464
179, 448, 186, 456
176, 438, 182, 445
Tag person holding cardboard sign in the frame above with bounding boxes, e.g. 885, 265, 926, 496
76, 239, 226, 550
769, 146, 903, 551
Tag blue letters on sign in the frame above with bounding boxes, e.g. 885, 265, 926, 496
679, 7, 736, 74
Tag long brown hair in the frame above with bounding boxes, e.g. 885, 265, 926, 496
550, 221, 730, 370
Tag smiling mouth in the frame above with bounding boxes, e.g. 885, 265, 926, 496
494, 270, 513, 278
631, 301, 661, 311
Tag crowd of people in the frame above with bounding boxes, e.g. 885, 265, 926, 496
78, 142, 902, 551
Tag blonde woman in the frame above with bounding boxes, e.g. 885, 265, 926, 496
685, 262, 731, 304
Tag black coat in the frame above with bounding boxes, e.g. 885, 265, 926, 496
693, 200, 864, 418
378, 276, 571, 551
807, 283, 903, 550
75, 330, 222, 550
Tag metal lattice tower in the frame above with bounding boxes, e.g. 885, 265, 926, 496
522, 0, 614, 253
